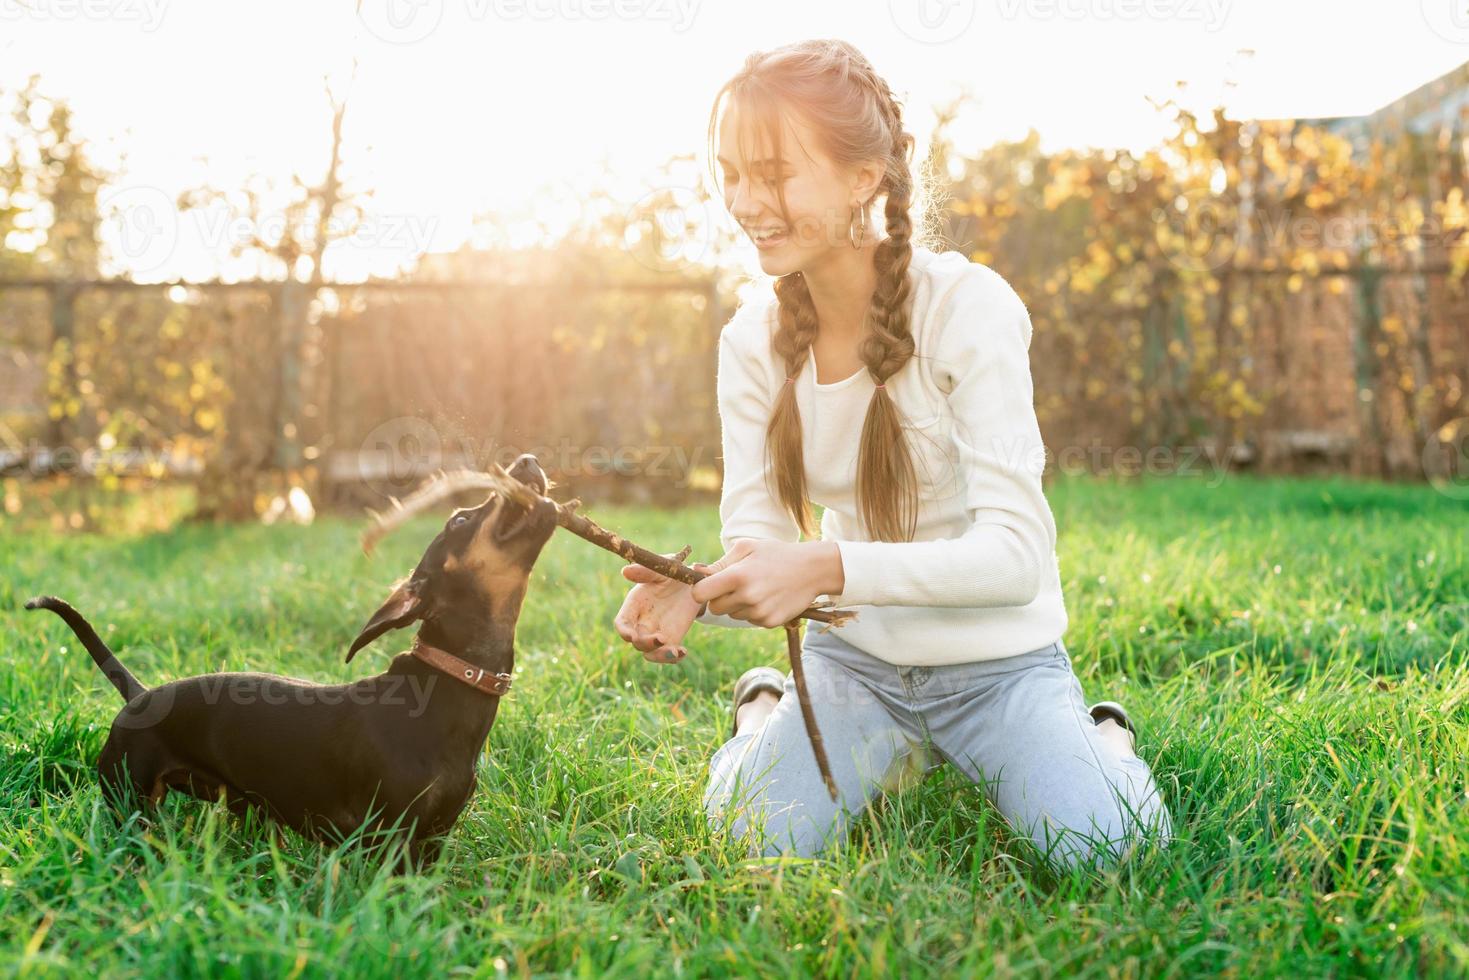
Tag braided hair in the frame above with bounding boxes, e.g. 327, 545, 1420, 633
707, 39, 929, 542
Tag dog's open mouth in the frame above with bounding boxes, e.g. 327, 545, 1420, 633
491, 454, 554, 544
507, 454, 548, 496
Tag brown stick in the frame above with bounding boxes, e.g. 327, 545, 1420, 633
361, 467, 853, 628
359, 464, 851, 798
549, 498, 852, 627
787, 621, 838, 801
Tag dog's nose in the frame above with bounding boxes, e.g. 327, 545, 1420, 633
508, 453, 546, 494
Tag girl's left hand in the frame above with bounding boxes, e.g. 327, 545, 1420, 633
690, 539, 845, 628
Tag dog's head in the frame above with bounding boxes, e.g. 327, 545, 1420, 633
346, 454, 556, 662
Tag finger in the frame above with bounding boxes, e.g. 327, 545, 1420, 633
613, 608, 642, 640
691, 566, 742, 605
710, 599, 755, 622
699, 546, 750, 577
635, 629, 680, 660
643, 644, 687, 664
703, 553, 734, 574
622, 564, 667, 584
623, 562, 672, 583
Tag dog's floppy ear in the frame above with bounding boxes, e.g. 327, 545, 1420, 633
346, 576, 425, 662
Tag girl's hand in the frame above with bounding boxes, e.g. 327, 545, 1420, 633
613, 555, 704, 663
691, 539, 845, 628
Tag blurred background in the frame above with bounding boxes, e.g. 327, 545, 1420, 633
1, 0, 1466, 531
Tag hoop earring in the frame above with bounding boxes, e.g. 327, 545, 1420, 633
846, 202, 863, 246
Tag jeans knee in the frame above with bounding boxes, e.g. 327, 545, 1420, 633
703, 683, 877, 859
705, 805, 822, 858
1032, 792, 1172, 871
718, 800, 830, 858
704, 771, 834, 859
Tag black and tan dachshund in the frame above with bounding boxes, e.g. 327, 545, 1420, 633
26, 453, 556, 867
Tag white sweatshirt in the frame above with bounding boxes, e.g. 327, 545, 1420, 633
695, 244, 1069, 666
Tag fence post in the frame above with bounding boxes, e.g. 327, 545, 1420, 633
274, 279, 308, 472
1351, 264, 1386, 478
47, 281, 79, 451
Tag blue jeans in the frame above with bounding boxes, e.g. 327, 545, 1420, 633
703, 627, 1173, 868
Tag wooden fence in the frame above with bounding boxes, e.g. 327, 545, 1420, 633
1, 261, 1466, 517
0, 275, 726, 516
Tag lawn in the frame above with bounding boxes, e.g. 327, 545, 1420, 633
2, 475, 1466, 977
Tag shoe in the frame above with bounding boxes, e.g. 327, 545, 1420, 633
1089, 700, 1138, 750
730, 666, 785, 739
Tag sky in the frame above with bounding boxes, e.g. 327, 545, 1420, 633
1, 0, 1466, 280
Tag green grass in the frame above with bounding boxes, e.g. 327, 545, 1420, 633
2, 474, 1467, 977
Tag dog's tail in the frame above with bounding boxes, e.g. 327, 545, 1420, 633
24, 596, 147, 701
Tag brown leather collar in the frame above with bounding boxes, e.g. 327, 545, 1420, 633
410, 638, 512, 697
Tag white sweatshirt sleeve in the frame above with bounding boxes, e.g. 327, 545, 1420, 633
827, 271, 1054, 609
695, 301, 800, 629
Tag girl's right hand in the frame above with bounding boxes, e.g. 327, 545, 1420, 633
613, 558, 706, 663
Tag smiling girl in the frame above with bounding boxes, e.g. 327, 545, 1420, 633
614, 38, 1171, 868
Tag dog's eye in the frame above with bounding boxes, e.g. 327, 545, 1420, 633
449, 513, 471, 529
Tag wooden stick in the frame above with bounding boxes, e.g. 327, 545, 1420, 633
360, 463, 850, 800
787, 621, 838, 800
361, 467, 853, 628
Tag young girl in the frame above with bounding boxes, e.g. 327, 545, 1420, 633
613, 39, 1171, 868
